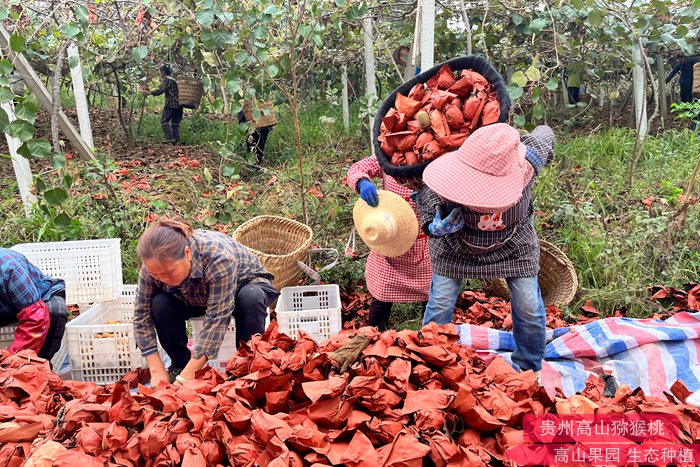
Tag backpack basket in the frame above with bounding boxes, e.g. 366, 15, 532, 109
242, 99, 278, 128
692, 61, 700, 98
177, 76, 204, 109
374, 55, 511, 186
489, 240, 578, 307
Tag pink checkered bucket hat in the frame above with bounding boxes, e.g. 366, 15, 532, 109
422, 123, 533, 212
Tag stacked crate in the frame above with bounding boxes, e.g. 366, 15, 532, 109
65, 285, 168, 384
2, 239, 124, 374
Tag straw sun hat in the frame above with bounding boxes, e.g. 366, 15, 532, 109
353, 190, 418, 258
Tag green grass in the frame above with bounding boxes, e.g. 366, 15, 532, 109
3, 99, 700, 318
536, 128, 700, 316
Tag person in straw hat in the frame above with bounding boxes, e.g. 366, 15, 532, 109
347, 156, 431, 330
414, 123, 555, 372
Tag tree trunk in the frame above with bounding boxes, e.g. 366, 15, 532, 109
68, 42, 94, 148
363, 14, 376, 154
628, 45, 649, 185
110, 63, 132, 144
341, 65, 349, 132
3, 101, 36, 217
219, 78, 230, 115
632, 45, 648, 139
405, 4, 421, 81
657, 53, 667, 121
457, 0, 472, 56
506, 65, 514, 84
51, 41, 68, 153
420, 0, 435, 70
362, 15, 376, 98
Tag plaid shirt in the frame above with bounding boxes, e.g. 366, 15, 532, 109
416, 126, 556, 279
150, 76, 179, 108
133, 230, 273, 360
0, 248, 65, 316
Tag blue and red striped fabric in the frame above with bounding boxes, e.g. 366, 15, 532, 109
457, 312, 700, 398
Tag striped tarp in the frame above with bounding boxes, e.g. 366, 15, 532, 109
457, 312, 700, 398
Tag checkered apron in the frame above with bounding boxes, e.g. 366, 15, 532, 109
347, 156, 431, 302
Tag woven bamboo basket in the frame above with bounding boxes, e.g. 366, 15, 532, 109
375, 55, 510, 186
489, 240, 578, 307
242, 100, 278, 128
233, 216, 313, 290
177, 76, 204, 109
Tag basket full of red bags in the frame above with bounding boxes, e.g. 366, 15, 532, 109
374, 55, 510, 185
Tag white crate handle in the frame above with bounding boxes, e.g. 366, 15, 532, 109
296, 248, 339, 285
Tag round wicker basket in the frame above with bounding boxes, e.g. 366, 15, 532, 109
489, 240, 578, 307
374, 55, 511, 185
233, 216, 313, 290
177, 76, 204, 109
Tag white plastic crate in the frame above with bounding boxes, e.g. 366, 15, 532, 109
191, 313, 270, 371
66, 285, 168, 384
0, 324, 14, 349
276, 285, 342, 341
0, 323, 68, 373
11, 239, 123, 306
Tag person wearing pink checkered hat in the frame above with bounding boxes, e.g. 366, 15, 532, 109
414, 122, 555, 372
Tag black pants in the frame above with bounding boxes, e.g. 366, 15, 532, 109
246, 126, 272, 165
567, 86, 580, 104
680, 86, 693, 103
151, 282, 280, 369
368, 298, 428, 331
161, 106, 184, 142
0, 291, 67, 362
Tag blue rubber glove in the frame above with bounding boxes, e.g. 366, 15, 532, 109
428, 206, 464, 236
357, 179, 379, 207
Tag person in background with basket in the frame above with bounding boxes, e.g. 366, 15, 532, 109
414, 123, 555, 373
141, 65, 183, 144
666, 54, 699, 105
0, 248, 68, 364
133, 217, 279, 386
666, 54, 700, 130
347, 156, 431, 331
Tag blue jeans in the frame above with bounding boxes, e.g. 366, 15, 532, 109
423, 274, 546, 371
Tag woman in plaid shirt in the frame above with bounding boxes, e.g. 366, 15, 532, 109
133, 217, 279, 386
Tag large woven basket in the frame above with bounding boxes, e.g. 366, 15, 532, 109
177, 76, 204, 109
242, 99, 278, 128
375, 55, 510, 185
489, 240, 578, 307
233, 216, 313, 290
